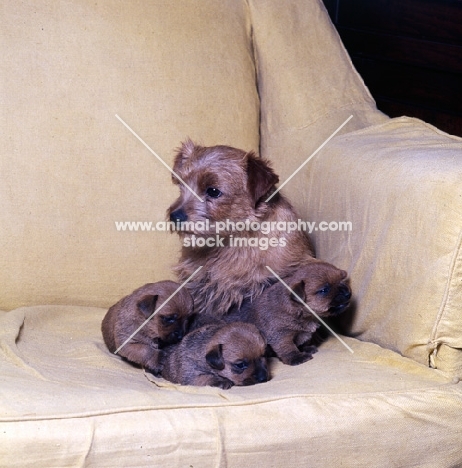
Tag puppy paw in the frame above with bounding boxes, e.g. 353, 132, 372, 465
297, 344, 318, 355
210, 378, 234, 390
144, 350, 165, 376
281, 351, 314, 366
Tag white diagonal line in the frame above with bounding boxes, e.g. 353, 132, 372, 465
266, 266, 354, 354
114, 266, 203, 355
115, 114, 204, 202
265, 115, 353, 202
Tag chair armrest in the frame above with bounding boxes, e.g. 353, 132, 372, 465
290, 117, 462, 376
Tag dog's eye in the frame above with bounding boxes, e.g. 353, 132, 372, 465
232, 359, 249, 374
206, 187, 222, 198
316, 284, 331, 296
161, 314, 178, 325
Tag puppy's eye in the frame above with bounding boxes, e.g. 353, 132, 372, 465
316, 284, 331, 296
206, 187, 222, 198
161, 314, 178, 325
232, 360, 249, 374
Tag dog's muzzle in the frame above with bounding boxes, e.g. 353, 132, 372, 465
169, 209, 188, 223
329, 284, 352, 315
244, 361, 269, 385
159, 329, 184, 347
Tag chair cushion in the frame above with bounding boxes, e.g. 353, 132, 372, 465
1, 306, 461, 466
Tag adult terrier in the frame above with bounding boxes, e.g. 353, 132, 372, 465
168, 140, 314, 317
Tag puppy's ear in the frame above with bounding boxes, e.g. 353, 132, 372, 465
185, 313, 199, 332
137, 295, 158, 317
290, 280, 306, 303
206, 344, 225, 370
246, 153, 279, 206
173, 138, 197, 172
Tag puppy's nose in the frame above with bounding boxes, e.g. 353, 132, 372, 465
254, 364, 269, 383
170, 209, 188, 223
337, 284, 351, 301
171, 329, 184, 342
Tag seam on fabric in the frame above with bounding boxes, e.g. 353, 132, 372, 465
430, 228, 462, 366
244, 0, 262, 157
1, 381, 459, 423
212, 408, 228, 468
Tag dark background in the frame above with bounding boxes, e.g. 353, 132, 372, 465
322, 0, 462, 137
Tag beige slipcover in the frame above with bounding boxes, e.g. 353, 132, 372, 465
1, 1, 461, 466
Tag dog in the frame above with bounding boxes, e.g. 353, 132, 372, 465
226, 260, 351, 365
161, 322, 269, 389
101, 281, 194, 375
167, 139, 314, 318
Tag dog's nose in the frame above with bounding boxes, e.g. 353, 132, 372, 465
337, 284, 352, 301
329, 285, 352, 315
254, 363, 269, 383
171, 329, 184, 342
170, 209, 188, 223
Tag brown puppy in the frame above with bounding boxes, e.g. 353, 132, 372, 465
227, 260, 351, 366
161, 322, 269, 389
167, 139, 314, 318
101, 281, 194, 375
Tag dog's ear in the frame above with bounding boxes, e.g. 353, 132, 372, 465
290, 280, 306, 303
206, 344, 225, 370
173, 138, 196, 172
137, 295, 158, 317
246, 153, 279, 206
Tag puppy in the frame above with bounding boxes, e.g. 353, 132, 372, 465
101, 281, 194, 375
161, 322, 269, 389
167, 139, 314, 318
227, 260, 351, 365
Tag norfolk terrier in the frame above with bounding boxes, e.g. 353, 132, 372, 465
227, 260, 351, 365
101, 281, 194, 375
167, 139, 314, 318
161, 321, 268, 389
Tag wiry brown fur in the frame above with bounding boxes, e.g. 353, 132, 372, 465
101, 281, 194, 375
227, 260, 352, 365
161, 322, 268, 389
167, 139, 314, 317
